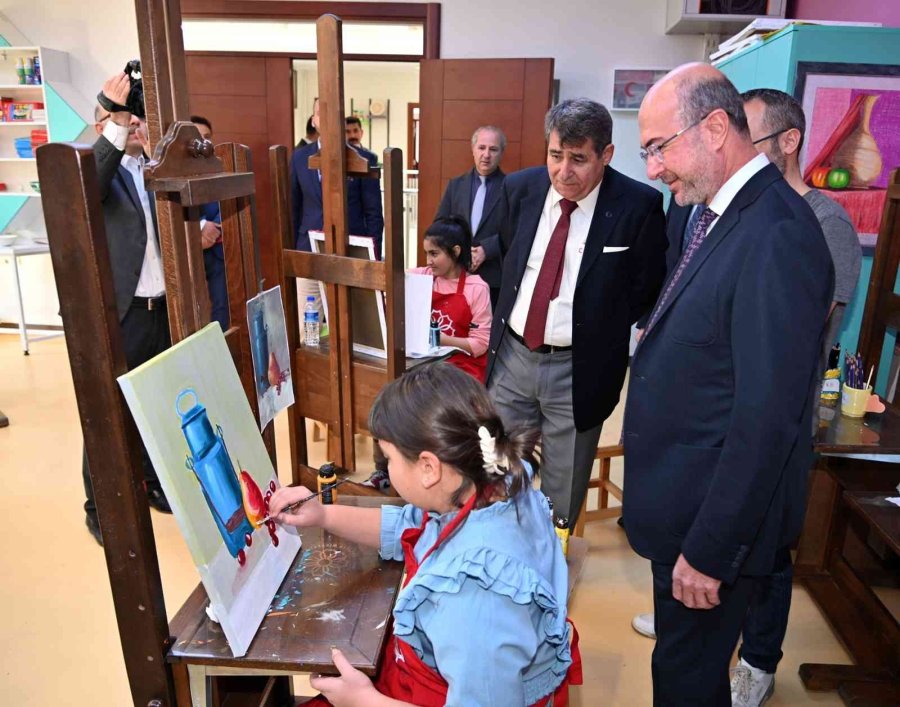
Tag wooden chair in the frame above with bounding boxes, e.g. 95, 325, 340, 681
572, 444, 624, 538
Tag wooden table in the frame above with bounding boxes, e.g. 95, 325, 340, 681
794, 403, 900, 703
168, 497, 404, 706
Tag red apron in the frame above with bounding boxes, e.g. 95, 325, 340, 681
371, 493, 582, 707
431, 270, 487, 383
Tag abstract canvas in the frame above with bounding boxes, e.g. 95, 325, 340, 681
118, 323, 301, 657
246, 285, 295, 431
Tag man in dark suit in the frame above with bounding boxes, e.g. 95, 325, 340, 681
290, 99, 384, 256
487, 98, 667, 525
624, 63, 833, 705
345, 115, 378, 168
435, 125, 507, 307
83, 72, 173, 544
191, 115, 228, 332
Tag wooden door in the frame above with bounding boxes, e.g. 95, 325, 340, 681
186, 53, 294, 289
418, 58, 555, 250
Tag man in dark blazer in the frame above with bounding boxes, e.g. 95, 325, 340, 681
83, 72, 173, 544
345, 115, 379, 168
435, 125, 507, 307
625, 64, 833, 705
487, 98, 667, 526
290, 100, 384, 257
191, 115, 228, 332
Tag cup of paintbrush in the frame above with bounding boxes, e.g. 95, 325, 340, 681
841, 365, 874, 418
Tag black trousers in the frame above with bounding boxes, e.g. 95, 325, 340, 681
83, 302, 171, 517
651, 560, 756, 706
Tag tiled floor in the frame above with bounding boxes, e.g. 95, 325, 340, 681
0, 334, 849, 705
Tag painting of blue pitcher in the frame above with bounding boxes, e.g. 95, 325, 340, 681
176, 388, 254, 566
250, 308, 270, 396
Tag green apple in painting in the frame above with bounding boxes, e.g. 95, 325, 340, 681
827, 168, 851, 190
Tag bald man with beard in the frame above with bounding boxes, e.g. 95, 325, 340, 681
623, 63, 833, 705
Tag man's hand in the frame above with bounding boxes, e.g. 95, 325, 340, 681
101, 72, 132, 127
309, 648, 383, 706
471, 245, 486, 271
200, 221, 221, 249
672, 554, 721, 609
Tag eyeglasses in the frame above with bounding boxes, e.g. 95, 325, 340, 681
640, 113, 710, 164
752, 128, 789, 145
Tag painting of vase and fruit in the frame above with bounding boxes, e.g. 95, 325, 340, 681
118, 323, 301, 657
798, 65, 900, 242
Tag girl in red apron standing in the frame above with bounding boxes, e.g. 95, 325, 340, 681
410, 217, 492, 383
270, 364, 580, 706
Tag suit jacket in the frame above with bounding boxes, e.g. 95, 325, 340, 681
290, 141, 384, 253
665, 201, 693, 276
486, 166, 668, 431
435, 168, 506, 289
623, 164, 834, 584
93, 135, 159, 323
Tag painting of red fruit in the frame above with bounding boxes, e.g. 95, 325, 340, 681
239, 470, 266, 527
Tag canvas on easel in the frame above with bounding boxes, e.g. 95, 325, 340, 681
118, 323, 301, 657
308, 230, 388, 357
246, 285, 295, 431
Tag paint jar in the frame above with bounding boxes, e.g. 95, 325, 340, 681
554, 516, 569, 556
318, 462, 338, 504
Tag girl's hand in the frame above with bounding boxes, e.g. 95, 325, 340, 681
268, 485, 325, 528
310, 648, 381, 707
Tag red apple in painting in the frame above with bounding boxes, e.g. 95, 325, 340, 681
827, 168, 851, 190
239, 469, 266, 528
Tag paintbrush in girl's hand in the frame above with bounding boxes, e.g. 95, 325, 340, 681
262, 477, 352, 523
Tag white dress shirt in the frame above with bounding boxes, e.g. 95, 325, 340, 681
103, 120, 165, 298
706, 153, 770, 231
508, 180, 602, 347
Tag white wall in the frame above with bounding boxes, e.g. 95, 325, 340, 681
294, 59, 419, 168
436, 0, 705, 185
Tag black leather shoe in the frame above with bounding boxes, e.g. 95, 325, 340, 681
147, 486, 172, 514
85, 514, 103, 546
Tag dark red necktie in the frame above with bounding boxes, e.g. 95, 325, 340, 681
523, 198, 578, 350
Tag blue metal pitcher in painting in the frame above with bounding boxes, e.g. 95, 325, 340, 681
176, 388, 254, 566
250, 308, 270, 395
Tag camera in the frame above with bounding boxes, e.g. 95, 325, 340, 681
96, 59, 145, 120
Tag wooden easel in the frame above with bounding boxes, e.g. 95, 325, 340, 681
857, 168, 900, 405
276, 14, 406, 485
37, 3, 407, 704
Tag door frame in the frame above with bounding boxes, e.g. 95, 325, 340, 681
181, 0, 441, 59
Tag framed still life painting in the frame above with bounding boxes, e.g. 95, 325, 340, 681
795, 62, 900, 245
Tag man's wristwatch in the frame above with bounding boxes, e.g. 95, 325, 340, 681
96, 91, 129, 114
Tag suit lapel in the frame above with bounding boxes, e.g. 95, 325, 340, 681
647, 164, 782, 334
511, 172, 549, 284
576, 168, 624, 288
117, 165, 146, 228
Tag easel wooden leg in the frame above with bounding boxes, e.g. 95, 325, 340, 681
187, 664, 209, 707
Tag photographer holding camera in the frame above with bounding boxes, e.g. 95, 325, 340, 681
81, 67, 172, 545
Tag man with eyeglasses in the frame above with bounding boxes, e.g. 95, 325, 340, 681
623, 63, 833, 705
81, 71, 173, 546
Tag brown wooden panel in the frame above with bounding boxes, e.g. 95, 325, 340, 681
440, 140, 521, 179
187, 97, 268, 135
521, 58, 554, 168
418, 59, 444, 264
185, 55, 269, 96
441, 100, 524, 142
182, 0, 431, 21
443, 59, 525, 100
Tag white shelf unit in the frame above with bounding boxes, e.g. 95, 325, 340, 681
0, 46, 50, 196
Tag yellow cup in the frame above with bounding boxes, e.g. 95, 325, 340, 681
841, 383, 872, 418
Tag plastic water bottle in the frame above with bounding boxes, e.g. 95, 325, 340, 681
303, 296, 320, 347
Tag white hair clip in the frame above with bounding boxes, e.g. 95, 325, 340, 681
478, 425, 508, 476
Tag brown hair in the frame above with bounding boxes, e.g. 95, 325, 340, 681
368, 363, 539, 508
